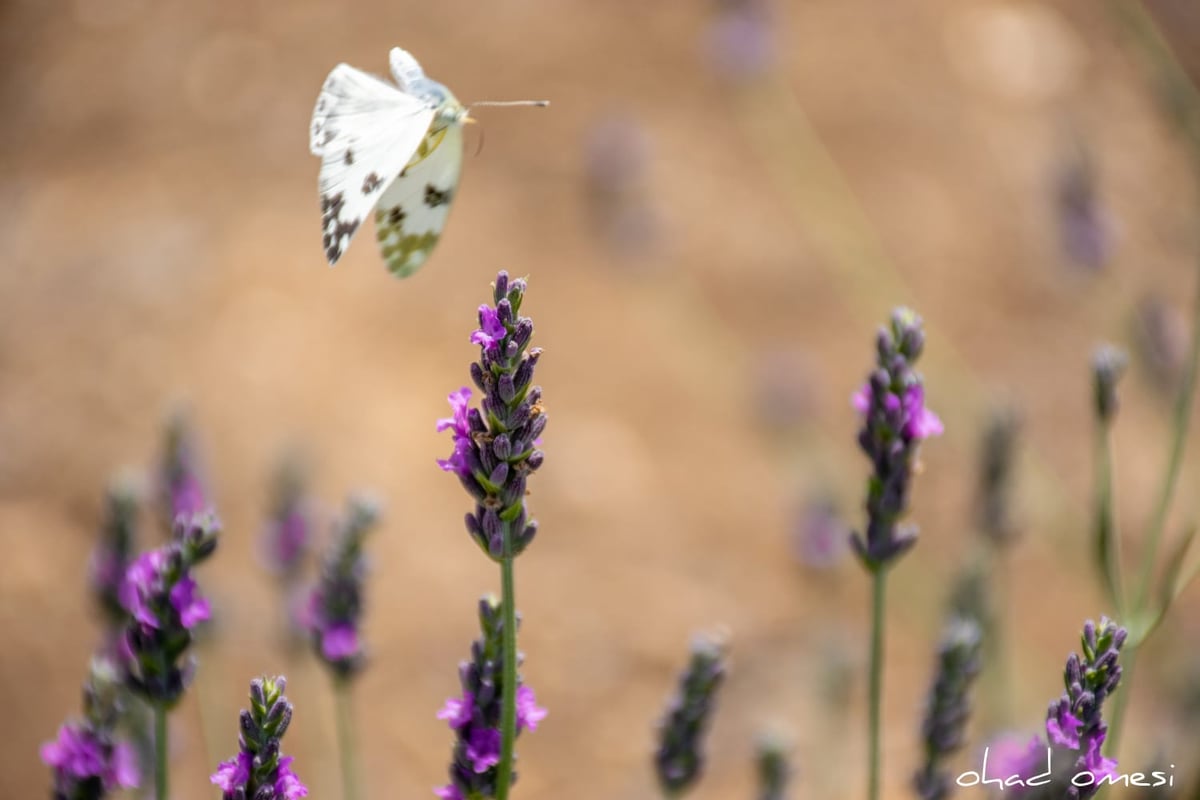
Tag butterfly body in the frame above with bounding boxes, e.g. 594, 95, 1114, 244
310, 48, 467, 278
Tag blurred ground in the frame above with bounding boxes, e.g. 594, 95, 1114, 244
2, 1, 1200, 798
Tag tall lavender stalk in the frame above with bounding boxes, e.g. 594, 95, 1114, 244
913, 618, 982, 800
303, 495, 379, 800
210, 676, 307, 800
653, 633, 727, 797
117, 511, 219, 799
437, 271, 546, 800
849, 308, 942, 800
433, 596, 546, 800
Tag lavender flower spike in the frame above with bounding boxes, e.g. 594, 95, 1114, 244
304, 495, 379, 681
914, 618, 983, 800
654, 632, 728, 797
260, 456, 314, 579
850, 307, 942, 571
159, 414, 209, 526
1042, 618, 1126, 798
437, 271, 546, 561
42, 657, 140, 800
211, 676, 307, 800
119, 512, 219, 707
435, 596, 545, 800
755, 729, 793, 800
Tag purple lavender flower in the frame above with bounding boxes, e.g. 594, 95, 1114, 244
583, 115, 659, 257
914, 618, 983, 800
89, 480, 139, 630
654, 632, 728, 796
1133, 293, 1188, 394
159, 415, 209, 525
42, 658, 140, 799
260, 455, 314, 578
975, 406, 1021, 547
705, 0, 775, 83
1091, 345, 1127, 425
435, 596, 544, 799
304, 495, 379, 681
850, 308, 941, 571
211, 676, 307, 800
793, 493, 849, 570
1055, 144, 1113, 271
437, 271, 545, 561
119, 512, 219, 706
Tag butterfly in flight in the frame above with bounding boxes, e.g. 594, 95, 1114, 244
309, 47, 547, 278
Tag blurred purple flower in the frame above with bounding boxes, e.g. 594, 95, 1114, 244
42, 725, 139, 793
705, 0, 775, 83
1133, 293, 1188, 393
793, 495, 848, 570
434, 785, 464, 800
1055, 145, 1113, 271
466, 728, 502, 773
584, 115, 659, 257
437, 692, 475, 729
320, 623, 359, 661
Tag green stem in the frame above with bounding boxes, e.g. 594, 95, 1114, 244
1094, 419, 1125, 617
334, 681, 361, 800
495, 522, 518, 800
1106, 640, 1138, 757
866, 569, 887, 800
154, 703, 168, 800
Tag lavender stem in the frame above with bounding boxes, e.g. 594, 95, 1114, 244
154, 703, 168, 800
495, 523, 517, 800
867, 570, 886, 800
335, 681, 361, 800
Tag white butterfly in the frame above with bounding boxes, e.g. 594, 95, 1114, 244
310, 47, 546, 278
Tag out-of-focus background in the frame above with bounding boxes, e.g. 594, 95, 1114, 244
4, 1, 1200, 798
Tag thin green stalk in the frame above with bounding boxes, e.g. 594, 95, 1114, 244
154, 703, 168, 800
1094, 419, 1125, 618
866, 569, 887, 800
495, 521, 518, 800
334, 681, 361, 800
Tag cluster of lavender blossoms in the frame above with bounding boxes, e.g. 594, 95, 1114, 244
434, 596, 546, 800
119, 512, 219, 705
850, 307, 943, 571
304, 496, 379, 681
41, 658, 139, 800
1043, 618, 1125, 797
438, 271, 545, 560
654, 633, 728, 797
211, 676, 307, 800
914, 618, 983, 800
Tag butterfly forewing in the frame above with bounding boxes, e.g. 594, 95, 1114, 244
311, 64, 435, 265
373, 123, 465, 278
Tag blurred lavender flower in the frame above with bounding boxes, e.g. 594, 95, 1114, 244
1092, 345, 1127, 425
158, 415, 208, 526
793, 493, 849, 570
119, 512, 219, 706
1055, 145, 1113, 271
850, 308, 942, 571
41, 657, 140, 799
914, 618, 983, 800
437, 271, 545, 561
975, 407, 1021, 547
210, 676, 307, 800
90, 479, 140, 630
756, 729, 793, 800
654, 632, 728, 796
584, 115, 659, 257
304, 495, 378, 681
705, 0, 775, 83
434, 596, 545, 800
260, 457, 313, 579
1133, 294, 1188, 394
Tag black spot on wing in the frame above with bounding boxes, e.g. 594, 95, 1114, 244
386, 206, 406, 226
362, 172, 383, 194
344, 149, 355, 165
320, 191, 360, 263
424, 184, 452, 208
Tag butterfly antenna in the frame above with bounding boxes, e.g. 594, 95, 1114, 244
469, 100, 550, 108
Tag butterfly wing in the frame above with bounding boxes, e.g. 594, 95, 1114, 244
373, 122, 465, 278
310, 64, 435, 265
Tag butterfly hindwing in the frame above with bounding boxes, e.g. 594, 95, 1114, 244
373, 123, 465, 278
311, 64, 435, 265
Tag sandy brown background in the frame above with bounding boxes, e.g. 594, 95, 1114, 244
3, 1, 1200, 798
